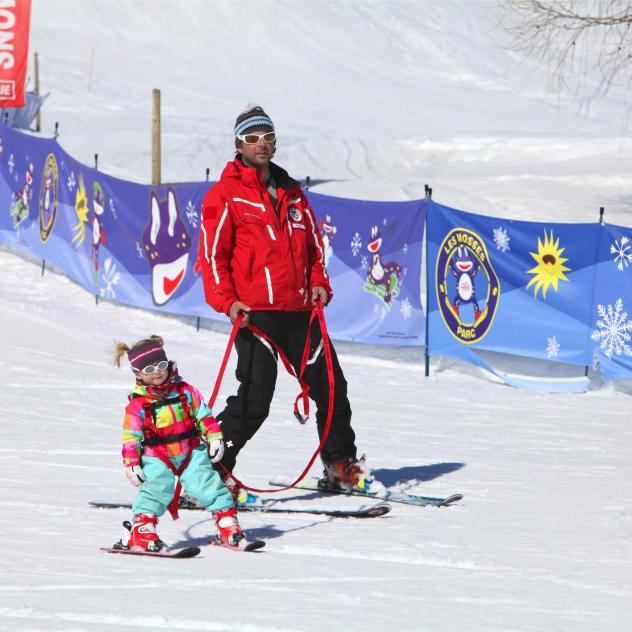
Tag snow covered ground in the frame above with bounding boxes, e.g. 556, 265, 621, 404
1, 1, 631, 630
2, 243, 631, 632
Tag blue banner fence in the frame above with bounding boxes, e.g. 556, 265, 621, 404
1, 124, 630, 385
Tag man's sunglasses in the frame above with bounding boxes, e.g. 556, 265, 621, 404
236, 132, 276, 145
134, 360, 169, 375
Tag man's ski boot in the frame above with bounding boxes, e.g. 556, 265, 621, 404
213, 507, 264, 551
220, 473, 259, 507
323, 455, 385, 494
120, 513, 166, 552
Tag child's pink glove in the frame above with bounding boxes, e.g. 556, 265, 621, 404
126, 464, 146, 487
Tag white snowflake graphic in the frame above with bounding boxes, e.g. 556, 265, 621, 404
109, 198, 118, 219
7, 153, 14, 173
185, 200, 198, 228
350, 232, 362, 256
135, 241, 144, 258
493, 226, 510, 253
402, 243, 408, 255
400, 297, 412, 320
100, 257, 121, 299
591, 298, 632, 358
67, 171, 76, 192
546, 335, 560, 359
610, 236, 632, 271
360, 254, 368, 269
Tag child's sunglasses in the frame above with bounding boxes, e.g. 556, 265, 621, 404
134, 360, 169, 375
236, 132, 276, 145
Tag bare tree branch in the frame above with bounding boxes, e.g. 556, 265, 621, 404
499, 0, 632, 99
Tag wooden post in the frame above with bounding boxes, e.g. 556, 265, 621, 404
34, 52, 41, 132
151, 89, 161, 185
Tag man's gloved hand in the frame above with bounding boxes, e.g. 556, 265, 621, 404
207, 438, 225, 464
125, 464, 146, 487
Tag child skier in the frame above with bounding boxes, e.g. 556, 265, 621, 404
113, 335, 263, 552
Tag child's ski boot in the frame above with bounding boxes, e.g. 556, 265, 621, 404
123, 513, 165, 552
212, 507, 264, 551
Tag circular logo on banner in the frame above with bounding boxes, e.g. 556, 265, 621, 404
436, 227, 500, 344
39, 153, 59, 243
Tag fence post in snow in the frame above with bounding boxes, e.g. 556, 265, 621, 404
599, 207, 604, 224
151, 89, 161, 185
424, 184, 432, 376
54, 122, 58, 139
205, 168, 210, 182
94, 151, 100, 305
305, 175, 310, 190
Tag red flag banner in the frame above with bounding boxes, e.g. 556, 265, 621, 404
0, 0, 31, 108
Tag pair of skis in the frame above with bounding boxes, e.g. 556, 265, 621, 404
101, 520, 265, 558
97, 478, 462, 558
101, 537, 267, 558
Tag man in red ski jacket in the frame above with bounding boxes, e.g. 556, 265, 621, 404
198, 105, 376, 498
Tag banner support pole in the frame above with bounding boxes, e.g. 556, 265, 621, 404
94, 149, 100, 305
585, 206, 606, 379
424, 184, 432, 377
41, 259, 45, 276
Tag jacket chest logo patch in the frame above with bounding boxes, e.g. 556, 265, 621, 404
289, 207, 302, 222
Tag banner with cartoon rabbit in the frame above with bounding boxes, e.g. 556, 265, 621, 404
426, 200, 632, 380
0, 124, 426, 345
0, 125, 211, 318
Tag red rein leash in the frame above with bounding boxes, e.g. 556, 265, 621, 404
208, 302, 335, 494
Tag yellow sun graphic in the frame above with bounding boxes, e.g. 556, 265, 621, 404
72, 175, 89, 248
525, 229, 571, 299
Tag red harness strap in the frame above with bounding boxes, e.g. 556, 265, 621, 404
208, 303, 335, 494
139, 381, 198, 520
154, 450, 192, 520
